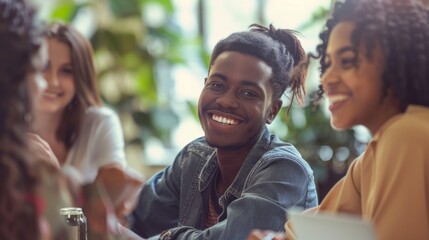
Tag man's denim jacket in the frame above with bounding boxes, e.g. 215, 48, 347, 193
130, 126, 318, 240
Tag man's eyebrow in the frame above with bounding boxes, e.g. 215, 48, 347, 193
208, 72, 227, 81
240, 80, 262, 89
208, 72, 264, 94
209, 73, 261, 87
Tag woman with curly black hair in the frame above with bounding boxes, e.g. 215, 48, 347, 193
0, 0, 68, 239
249, 0, 429, 239
0, 0, 43, 236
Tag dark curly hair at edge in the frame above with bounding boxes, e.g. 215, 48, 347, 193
312, 0, 429, 111
209, 23, 307, 111
0, 0, 44, 239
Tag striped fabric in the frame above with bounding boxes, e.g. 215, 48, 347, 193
204, 181, 222, 228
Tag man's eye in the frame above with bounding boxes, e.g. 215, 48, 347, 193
241, 90, 257, 98
206, 82, 224, 90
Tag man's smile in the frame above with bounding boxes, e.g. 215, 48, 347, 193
210, 113, 239, 125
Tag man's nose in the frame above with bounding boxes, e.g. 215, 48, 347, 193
215, 90, 239, 109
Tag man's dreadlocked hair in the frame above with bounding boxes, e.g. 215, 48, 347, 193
313, 0, 429, 111
209, 23, 307, 107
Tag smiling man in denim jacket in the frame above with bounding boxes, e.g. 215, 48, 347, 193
125, 24, 318, 240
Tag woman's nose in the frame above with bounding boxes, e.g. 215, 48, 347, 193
44, 69, 60, 87
320, 65, 340, 88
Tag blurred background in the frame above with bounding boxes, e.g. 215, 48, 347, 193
34, 0, 372, 202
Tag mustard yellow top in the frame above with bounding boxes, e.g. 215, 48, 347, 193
287, 105, 429, 240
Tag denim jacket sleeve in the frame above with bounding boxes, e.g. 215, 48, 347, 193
157, 149, 318, 240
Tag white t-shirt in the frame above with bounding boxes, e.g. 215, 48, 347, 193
63, 106, 127, 184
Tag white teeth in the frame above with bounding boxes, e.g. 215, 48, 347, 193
43, 92, 58, 98
211, 114, 238, 125
328, 95, 349, 104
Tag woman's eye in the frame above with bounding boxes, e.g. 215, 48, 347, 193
321, 58, 331, 74
323, 61, 331, 71
322, 55, 331, 67
61, 68, 74, 75
340, 57, 358, 68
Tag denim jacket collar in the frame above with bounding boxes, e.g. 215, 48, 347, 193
197, 126, 271, 198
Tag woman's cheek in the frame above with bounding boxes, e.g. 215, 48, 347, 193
28, 72, 47, 102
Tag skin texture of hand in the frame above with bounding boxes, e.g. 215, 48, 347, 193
82, 165, 145, 239
26, 132, 60, 168
39, 217, 52, 240
247, 230, 286, 240
82, 182, 118, 240
95, 165, 145, 223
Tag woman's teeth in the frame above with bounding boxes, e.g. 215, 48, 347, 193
43, 92, 60, 98
328, 95, 349, 104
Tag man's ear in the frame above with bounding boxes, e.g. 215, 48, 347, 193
266, 99, 282, 124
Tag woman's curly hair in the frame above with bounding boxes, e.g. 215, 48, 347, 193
0, 0, 44, 239
312, 0, 429, 110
